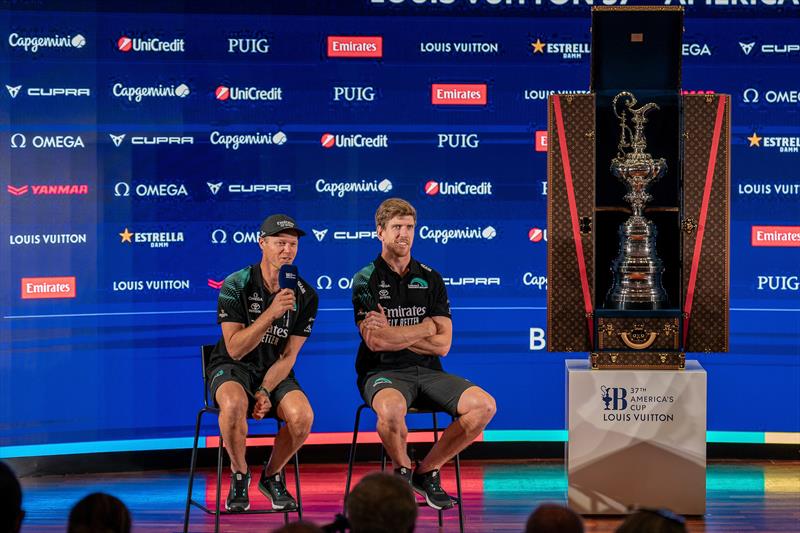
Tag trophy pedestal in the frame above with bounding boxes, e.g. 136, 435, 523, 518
566, 359, 707, 515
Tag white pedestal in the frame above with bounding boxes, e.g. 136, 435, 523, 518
566, 359, 706, 515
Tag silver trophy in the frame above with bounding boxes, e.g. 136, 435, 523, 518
605, 91, 669, 310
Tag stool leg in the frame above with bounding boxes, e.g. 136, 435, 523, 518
215, 436, 224, 533
432, 413, 443, 527
344, 405, 365, 513
183, 408, 205, 533
455, 452, 464, 533
293, 450, 303, 520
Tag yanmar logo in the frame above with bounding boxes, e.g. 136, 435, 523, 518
327, 36, 382, 58
531, 38, 589, 59
748, 132, 800, 153
117, 36, 185, 53
431, 84, 487, 105
7, 184, 88, 196
21, 276, 76, 299
215, 85, 283, 101
752, 226, 800, 247
320, 133, 388, 149
6, 85, 91, 98
8, 33, 86, 53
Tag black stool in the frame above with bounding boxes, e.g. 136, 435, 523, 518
343, 402, 465, 532
183, 345, 302, 532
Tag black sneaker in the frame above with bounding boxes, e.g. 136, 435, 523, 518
258, 471, 298, 511
394, 466, 412, 484
411, 469, 454, 510
225, 471, 250, 512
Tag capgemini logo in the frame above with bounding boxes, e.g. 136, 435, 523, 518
175, 83, 190, 97
378, 179, 393, 193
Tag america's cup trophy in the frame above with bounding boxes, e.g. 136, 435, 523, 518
605, 91, 669, 310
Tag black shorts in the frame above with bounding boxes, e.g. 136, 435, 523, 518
360, 366, 474, 417
207, 362, 302, 417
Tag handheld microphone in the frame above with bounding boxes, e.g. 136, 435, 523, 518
279, 264, 298, 290
278, 264, 298, 327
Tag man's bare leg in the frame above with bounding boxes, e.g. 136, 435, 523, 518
372, 388, 412, 469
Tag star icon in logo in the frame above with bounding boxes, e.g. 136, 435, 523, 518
747, 132, 762, 147
531, 39, 545, 54
119, 228, 134, 243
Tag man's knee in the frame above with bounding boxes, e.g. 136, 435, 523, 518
284, 404, 314, 437
216, 384, 248, 421
461, 388, 497, 427
372, 391, 408, 429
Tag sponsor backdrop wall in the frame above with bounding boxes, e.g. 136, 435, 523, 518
1, 0, 798, 456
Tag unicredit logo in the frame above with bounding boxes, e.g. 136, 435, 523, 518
21, 276, 76, 299
431, 83, 487, 105
215, 85, 283, 101
117, 36, 185, 53
751, 226, 800, 247
528, 227, 547, 243
327, 36, 382, 58
320, 133, 388, 149
424, 180, 492, 196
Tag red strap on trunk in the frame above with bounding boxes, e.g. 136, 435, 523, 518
683, 95, 727, 347
553, 95, 594, 346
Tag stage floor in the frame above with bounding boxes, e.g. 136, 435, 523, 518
17, 459, 800, 532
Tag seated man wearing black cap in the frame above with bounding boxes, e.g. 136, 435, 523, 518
206, 214, 318, 512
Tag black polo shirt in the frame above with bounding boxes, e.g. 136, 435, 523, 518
352, 254, 451, 380
207, 264, 318, 376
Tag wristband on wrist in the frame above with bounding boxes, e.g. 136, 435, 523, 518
255, 385, 270, 397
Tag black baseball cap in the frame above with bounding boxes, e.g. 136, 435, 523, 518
259, 214, 306, 237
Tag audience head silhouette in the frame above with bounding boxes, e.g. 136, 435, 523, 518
525, 503, 584, 533
67, 492, 131, 533
615, 508, 688, 533
346, 472, 417, 533
0, 461, 24, 533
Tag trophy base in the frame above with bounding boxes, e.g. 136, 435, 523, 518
591, 351, 685, 370
604, 299, 668, 311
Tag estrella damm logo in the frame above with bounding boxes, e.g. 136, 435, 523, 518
601, 386, 628, 411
